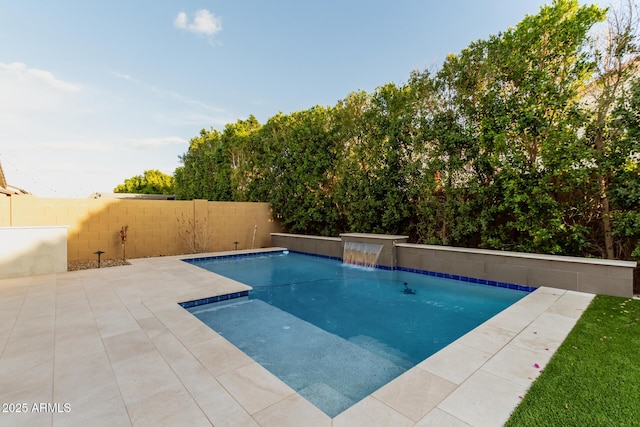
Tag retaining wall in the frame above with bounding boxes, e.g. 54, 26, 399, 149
0, 226, 67, 279
270, 233, 638, 297
396, 244, 636, 297
271, 233, 342, 258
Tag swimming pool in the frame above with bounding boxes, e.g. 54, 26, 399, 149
183, 251, 528, 417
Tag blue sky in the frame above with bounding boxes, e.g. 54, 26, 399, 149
0, 1, 556, 197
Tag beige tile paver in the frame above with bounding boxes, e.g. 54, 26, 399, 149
437, 370, 528, 427
0, 249, 594, 426
372, 367, 457, 422
252, 393, 331, 427
481, 345, 552, 387
418, 341, 492, 385
187, 337, 255, 377
216, 362, 296, 415
332, 396, 414, 427
52, 352, 129, 427
510, 311, 578, 354
414, 408, 471, 426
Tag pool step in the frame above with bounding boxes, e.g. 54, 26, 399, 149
188, 299, 406, 417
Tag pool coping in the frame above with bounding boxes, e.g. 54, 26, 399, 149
177, 249, 591, 425
0, 247, 595, 426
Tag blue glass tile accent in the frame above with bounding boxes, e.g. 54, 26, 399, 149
182, 249, 289, 266
379, 263, 534, 293
179, 289, 249, 309
399, 265, 534, 292
288, 250, 342, 262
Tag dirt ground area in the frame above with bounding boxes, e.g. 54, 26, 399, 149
67, 258, 131, 271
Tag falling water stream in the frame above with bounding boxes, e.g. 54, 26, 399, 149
342, 241, 383, 268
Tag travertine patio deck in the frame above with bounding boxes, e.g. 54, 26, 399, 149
0, 249, 594, 426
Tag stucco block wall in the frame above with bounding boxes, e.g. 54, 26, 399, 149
396, 243, 636, 297
0, 226, 67, 278
3, 196, 281, 262
0, 197, 10, 226
271, 233, 342, 258
209, 202, 276, 252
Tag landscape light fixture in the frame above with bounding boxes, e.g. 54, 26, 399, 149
94, 250, 105, 268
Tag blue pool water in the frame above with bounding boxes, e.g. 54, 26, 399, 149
185, 251, 528, 417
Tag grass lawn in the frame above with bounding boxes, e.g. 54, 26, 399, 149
505, 295, 640, 426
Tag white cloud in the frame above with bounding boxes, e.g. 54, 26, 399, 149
0, 62, 84, 114
164, 89, 226, 114
174, 9, 222, 36
112, 71, 232, 127
1, 62, 82, 92
113, 71, 132, 81
112, 71, 224, 113
0, 62, 224, 197
33, 140, 116, 153
154, 111, 236, 128
174, 12, 188, 29
132, 136, 187, 149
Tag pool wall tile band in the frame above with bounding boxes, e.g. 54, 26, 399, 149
285, 249, 535, 292
182, 249, 283, 264
287, 250, 343, 262
395, 266, 536, 292
181, 250, 536, 298
179, 291, 249, 309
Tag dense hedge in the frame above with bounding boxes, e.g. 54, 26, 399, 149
174, 0, 640, 260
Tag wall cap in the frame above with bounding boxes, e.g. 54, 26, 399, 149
0, 225, 69, 230
340, 233, 409, 240
396, 243, 637, 268
271, 233, 341, 242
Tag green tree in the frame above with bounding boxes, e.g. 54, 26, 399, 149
221, 115, 261, 201
114, 169, 175, 194
609, 77, 640, 258
170, 0, 639, 260
246, 107, 340, 235
174, 128, 221, 200
585, 0, 639, 258
423, 0, 606, 254
174, 116, 262, 201
333, 83, 423, 236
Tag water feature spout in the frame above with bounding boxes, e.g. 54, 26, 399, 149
343, 241, 383, 268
